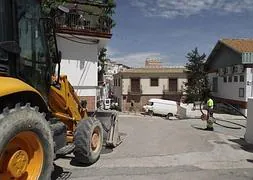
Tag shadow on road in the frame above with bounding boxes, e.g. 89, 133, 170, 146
229, 138, 253, 153
51, 164, 72, 180
55, 147, 113, 167
191, 124, 208, 131
69, 159, 95, 167
247, 159, 253, 163
214, 119, 245, 128
51, 156, 99, 179
101, 147, 113, 154
51, 132, 126, 178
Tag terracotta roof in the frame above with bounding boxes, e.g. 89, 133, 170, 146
121, 67, 186, 74
220, 39, 253, 53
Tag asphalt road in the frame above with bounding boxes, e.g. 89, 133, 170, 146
53, 114, 253, 180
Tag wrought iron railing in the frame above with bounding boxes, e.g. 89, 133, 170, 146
128, 85, 142, 95
55, 11, 112, 36
163, 89, 181, 95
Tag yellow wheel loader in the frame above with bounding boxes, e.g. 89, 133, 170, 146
0, 0, 120, 179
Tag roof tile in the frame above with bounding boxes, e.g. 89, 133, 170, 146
221, 39, 253, 53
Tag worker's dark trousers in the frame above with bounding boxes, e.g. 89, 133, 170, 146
207, 108, 214, 128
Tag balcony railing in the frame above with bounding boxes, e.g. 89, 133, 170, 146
55, 11, 112, 38
68, 0, 111, 7
128, 85, 142, 95
163, 90, 181, 95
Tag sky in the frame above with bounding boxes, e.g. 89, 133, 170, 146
107, 0, 253, 67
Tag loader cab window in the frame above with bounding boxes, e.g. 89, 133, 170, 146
16, 0, 49, 97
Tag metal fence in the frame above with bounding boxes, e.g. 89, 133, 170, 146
55, 11, 112, 34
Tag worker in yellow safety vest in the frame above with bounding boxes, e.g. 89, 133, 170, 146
205, 97, 214, 131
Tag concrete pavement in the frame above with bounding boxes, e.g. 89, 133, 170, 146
53, 111, 253, 180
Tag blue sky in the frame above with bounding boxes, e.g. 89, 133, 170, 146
107, 0, 253, 67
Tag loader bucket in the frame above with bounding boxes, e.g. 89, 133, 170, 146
91, 110, 121, 148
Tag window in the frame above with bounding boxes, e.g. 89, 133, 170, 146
240, 75, 244, 82
118, 78, 121, 86
150, 78, 159, 86
131, 78, 141, 92
212, 77, 218, 92
228, 76, 232, 82
16, 0, 49, 97
169, 78, 178, 92
239, 88, 244, 97
223, 76, 227, 83
234, 76, 238, 82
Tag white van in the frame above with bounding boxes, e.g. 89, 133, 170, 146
143, 98, 178, 118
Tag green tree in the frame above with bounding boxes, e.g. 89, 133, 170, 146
184, 48, 210, 102
42, 0, 66, 15
105, 0, 116, 28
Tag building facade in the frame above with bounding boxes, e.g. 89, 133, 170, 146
113, 67, 187, 112
55, 1, 114, 111
206, 39, 253, 115
103, 60, 130, 99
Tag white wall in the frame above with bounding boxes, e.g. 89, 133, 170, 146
122, 78, 130, 95
141, 78, 167, 94
245, 68, 253, 98
209, 72, 247, 102
57, 35, 98, 97
245, 97, 253, 144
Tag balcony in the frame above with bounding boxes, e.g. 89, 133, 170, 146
163, 90, 181, 95
127, 85, 142, 103
163, 89, 182, 101
128, 85, 142, 95
69, 0, 111, 7
55, 10, 112, 39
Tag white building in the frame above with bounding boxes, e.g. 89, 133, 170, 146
206, 39, 253, 115
55, 2, 113, 111
97, 60, 130, 106
104, 60, 130, 80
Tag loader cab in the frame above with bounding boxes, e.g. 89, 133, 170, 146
0, 0, 58, 98
17, 0, 54, 97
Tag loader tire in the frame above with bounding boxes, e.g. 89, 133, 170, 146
0, 103, 54, 180
74, 117, 103, 164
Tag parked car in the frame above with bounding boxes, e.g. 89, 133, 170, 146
143, 98, 178, 118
